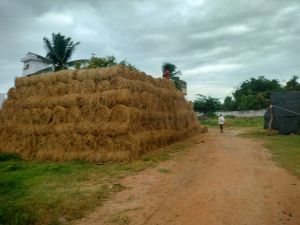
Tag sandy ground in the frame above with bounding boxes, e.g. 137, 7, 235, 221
74, 129, 300, 225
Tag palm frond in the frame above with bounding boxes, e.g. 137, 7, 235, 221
43, 33, 80, 71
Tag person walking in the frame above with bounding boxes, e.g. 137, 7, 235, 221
218, 114, 225, 133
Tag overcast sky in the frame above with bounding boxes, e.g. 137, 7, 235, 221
1, 0, 300, 100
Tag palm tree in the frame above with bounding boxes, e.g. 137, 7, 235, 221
162, 62, 182, 90
43, 33, 80, 71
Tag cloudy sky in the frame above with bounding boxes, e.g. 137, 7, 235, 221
1, 0, 300, 100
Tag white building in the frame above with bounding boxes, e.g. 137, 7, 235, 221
21, 52, 49, 76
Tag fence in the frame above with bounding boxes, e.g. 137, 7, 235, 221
214, 109, 266, 117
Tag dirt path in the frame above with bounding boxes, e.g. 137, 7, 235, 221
74, 129, 300, 225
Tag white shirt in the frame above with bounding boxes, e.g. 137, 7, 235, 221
218, 116, 225, 125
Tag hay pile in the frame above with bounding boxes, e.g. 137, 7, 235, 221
0, 66, 200, 162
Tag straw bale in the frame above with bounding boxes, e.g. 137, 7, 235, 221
82, 79, 96, 93
80, 105, 91, 120
96, 80, 110, 92
54, 82, 68, 95
83, 134, 97, 150
52, 106, 67, 123
78, 69, 100, 82
95, 135, 113, 151
38, 73, 57, 86
53, 124, 75, 135
95, 122, 129, 137
0, 66, 201, 162
7, 88, 17, 99
69, 80, 83, 94
2, 99, 14, 109
0, 110, 4, 123
75, 122, 93, 135
67, 106, 81, 122
15, 77, 25, 88
34, 124, 51, 135
94, 105, 110, 122
101, 89, 133, 107
110, 104, 129, 123
57, 94, 77, 107
54, 70, 75, 83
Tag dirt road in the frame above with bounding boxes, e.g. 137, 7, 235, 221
74, 129, 300, 225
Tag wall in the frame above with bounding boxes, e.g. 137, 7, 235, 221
21, 53, 49, 76
215, 109, 266, 117
22, 60, 49, 76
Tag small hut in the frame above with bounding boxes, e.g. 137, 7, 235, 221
264, 91, 300, 134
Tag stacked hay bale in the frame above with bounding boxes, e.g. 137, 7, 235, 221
0, 66, 200, 162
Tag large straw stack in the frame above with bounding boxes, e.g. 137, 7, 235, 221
0, 66, 200, 162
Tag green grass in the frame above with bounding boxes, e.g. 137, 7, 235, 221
109, 213, 130, 225
0, 140, 192, 225
200, 116, 264, 128
241, 130, 300, 177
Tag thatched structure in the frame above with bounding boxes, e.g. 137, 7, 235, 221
0, 66, 200, 162
264, 91, 300, 135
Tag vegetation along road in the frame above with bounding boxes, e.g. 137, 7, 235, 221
74, 128, 300, 225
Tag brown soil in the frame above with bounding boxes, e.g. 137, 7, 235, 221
73, 129, 300, 225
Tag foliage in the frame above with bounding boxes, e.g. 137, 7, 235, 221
193, 94, 221, 115
86, 55, 139, 71
285, 76, 300, 91
222, 96, 236, 111
87, 55, 117, 68
222, 75, 300, 111
232, 76, 282, 110
119, 59, 139, 71
43, 33, 80, 71
162, 62, 182, 90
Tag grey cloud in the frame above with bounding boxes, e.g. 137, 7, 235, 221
0, 0, 300, 100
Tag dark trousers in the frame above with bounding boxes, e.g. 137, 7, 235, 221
219, 124, 223, 133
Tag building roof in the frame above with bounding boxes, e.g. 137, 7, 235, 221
21, 52, 48, 63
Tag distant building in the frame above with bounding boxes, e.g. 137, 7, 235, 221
21, 52, 50, 76
0, 93, 6, 109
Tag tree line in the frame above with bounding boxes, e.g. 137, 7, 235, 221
194, 76, 300, 115
35, 33, 184, 90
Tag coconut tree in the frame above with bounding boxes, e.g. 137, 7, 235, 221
43, 33, 81, 71
162, 62, 182, 90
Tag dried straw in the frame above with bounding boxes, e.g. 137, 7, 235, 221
0, 66, 201, 162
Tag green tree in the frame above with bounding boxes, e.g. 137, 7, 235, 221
233, 76, 282, 110
193, 94, 221, 115
222, 96, 236, 111
162, 62, 182, 90
43, 33, 80, 71
87, 55, 117, 68
86, 55, 139, 71
285, 76, 300, 91
119, 59, 139, 71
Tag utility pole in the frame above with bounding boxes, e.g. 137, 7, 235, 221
268, 104, 273, 135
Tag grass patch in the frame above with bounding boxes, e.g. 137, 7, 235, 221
158, 168, 170, 173
200, 116, 264, 128
109, 213, 130, 225
241, 130, 300, 177
0, 140, 191, 225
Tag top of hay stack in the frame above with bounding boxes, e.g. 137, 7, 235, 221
0, 66, 200, 162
